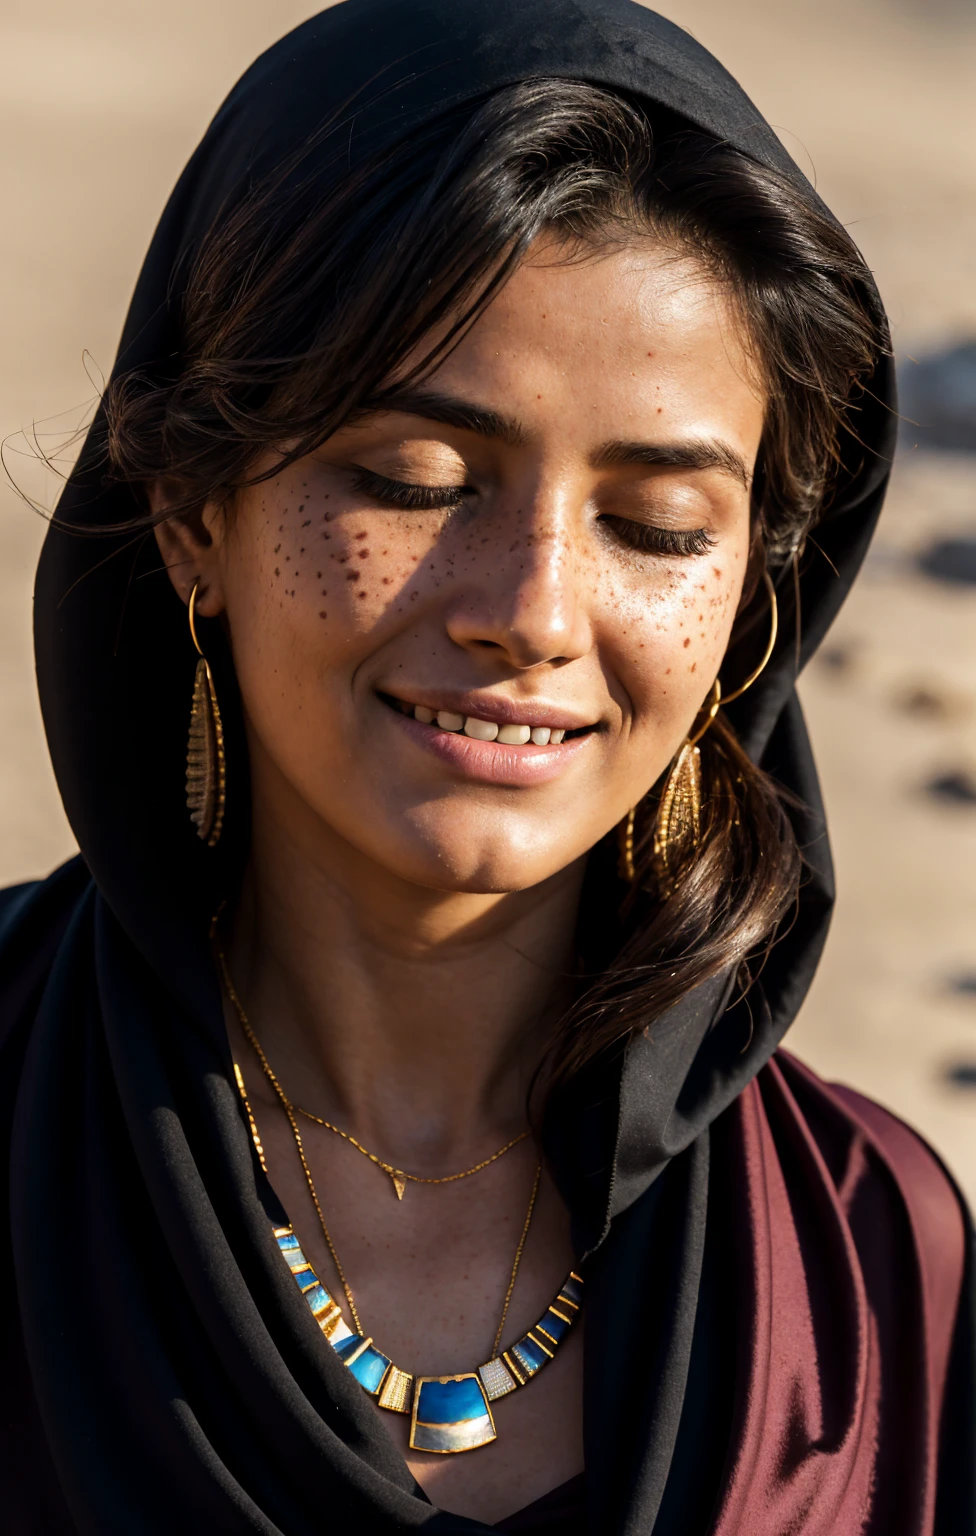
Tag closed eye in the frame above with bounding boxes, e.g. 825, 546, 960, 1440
350, 465, 472, 511
601, 517, 716, 557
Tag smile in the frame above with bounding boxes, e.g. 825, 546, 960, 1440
379, 693, 598, 786
381, 694, 595, 746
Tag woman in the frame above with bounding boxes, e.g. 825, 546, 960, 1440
1, 0, 972, 1531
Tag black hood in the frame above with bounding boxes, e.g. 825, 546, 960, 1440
15, 4, 899, 1531
34, 0, 894, 1242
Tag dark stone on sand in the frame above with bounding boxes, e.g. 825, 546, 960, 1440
899, 341, 976, 452
945, 1063, 976, 1088
916, 536, 976, 587
924, 770, 976, 806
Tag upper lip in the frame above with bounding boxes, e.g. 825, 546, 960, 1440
380, 689, 599, 732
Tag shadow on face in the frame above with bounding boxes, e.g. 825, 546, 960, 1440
157, 238, 764, 895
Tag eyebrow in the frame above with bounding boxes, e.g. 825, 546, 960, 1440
363, 387, 751, 490
364, 387, 529, 449
594, 437, 752, 491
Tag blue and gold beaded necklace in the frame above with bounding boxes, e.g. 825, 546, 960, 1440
220, 951, 583, 1456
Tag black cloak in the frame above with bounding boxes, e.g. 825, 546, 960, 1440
1, 2, 973, 1532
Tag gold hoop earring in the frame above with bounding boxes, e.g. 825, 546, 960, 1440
640, 572, 778, 894
185, 581, 226, 847
720, 570, 778, 706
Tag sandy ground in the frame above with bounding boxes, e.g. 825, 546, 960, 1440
1, 0, 974, 1200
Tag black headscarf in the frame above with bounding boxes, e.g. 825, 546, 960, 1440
2, 2, 972, 1533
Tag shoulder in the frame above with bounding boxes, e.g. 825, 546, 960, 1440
772, 1048, 971, 1320
0, 858, 92, 1035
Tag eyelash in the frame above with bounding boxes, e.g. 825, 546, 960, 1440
352, 468, 714, 558
602, 517, 716, 558
351, 466, 470, 511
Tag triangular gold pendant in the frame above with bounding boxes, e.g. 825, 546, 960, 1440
392, 1174, 406, 1201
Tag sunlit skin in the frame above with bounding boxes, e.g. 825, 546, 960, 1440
154, 239, 764, 1522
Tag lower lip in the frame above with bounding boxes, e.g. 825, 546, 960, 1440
387, 708, 596, 787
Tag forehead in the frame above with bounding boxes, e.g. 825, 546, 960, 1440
418, 239, 764, 450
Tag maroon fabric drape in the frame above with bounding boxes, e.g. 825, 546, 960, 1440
714, 1052, 966, 1536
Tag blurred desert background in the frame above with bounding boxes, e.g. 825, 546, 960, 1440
1, 0, 974, 1201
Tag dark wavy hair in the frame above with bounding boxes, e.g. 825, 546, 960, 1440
102, 79, 886, 1085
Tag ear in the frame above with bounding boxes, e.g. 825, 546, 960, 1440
151, 480, 227, 618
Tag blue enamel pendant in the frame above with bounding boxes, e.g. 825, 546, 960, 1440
409, 1373, 497, 1453
273, 1225, 582, 1454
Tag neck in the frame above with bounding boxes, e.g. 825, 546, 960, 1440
224, 793, 585, 1171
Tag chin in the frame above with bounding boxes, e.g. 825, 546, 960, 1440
374, 817, 582, 895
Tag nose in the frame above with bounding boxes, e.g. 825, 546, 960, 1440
444, 481, 593, 670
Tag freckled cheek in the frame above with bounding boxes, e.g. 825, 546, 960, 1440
263, 504, 443, 633
610, 566, 740, 732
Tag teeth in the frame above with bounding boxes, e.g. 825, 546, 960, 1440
436, 710, 465, 732
463, 717, 499, 741
497, 723, 532, 745
406, 703, 573, 743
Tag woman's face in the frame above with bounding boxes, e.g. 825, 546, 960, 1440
169, 241, 764, 893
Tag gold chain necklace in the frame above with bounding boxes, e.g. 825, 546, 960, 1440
217, 947, 529, 1201
219, 949, 583, 1453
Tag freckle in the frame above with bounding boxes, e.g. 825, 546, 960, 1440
355, 531, 367, 541
657, 407, 662, 414
319, 611, 327, 618
274, 568, 280, 576
346, 570, 360, 581
274, 544, 280, 553
302, 520, 311, 528
665, 668, 671, 675
285, 555, 291, 562
357, 590, 368, 600
712, 567, 722, 579
358, 550, 370, 559
382, 576, 391, 584
683, 637, 690, 648
299, 547, 305, 554
316, 571, 322, 578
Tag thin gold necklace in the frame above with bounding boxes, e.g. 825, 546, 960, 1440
217, 947, 530, 1201
218, 947, 540, 1346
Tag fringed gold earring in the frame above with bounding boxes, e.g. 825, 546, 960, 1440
617, 805, 636, 884
650, 678, 721, 892
647, 571, 779, 896
185, 581, 226, 847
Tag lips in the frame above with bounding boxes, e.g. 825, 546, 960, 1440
378, 692, 598, 787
